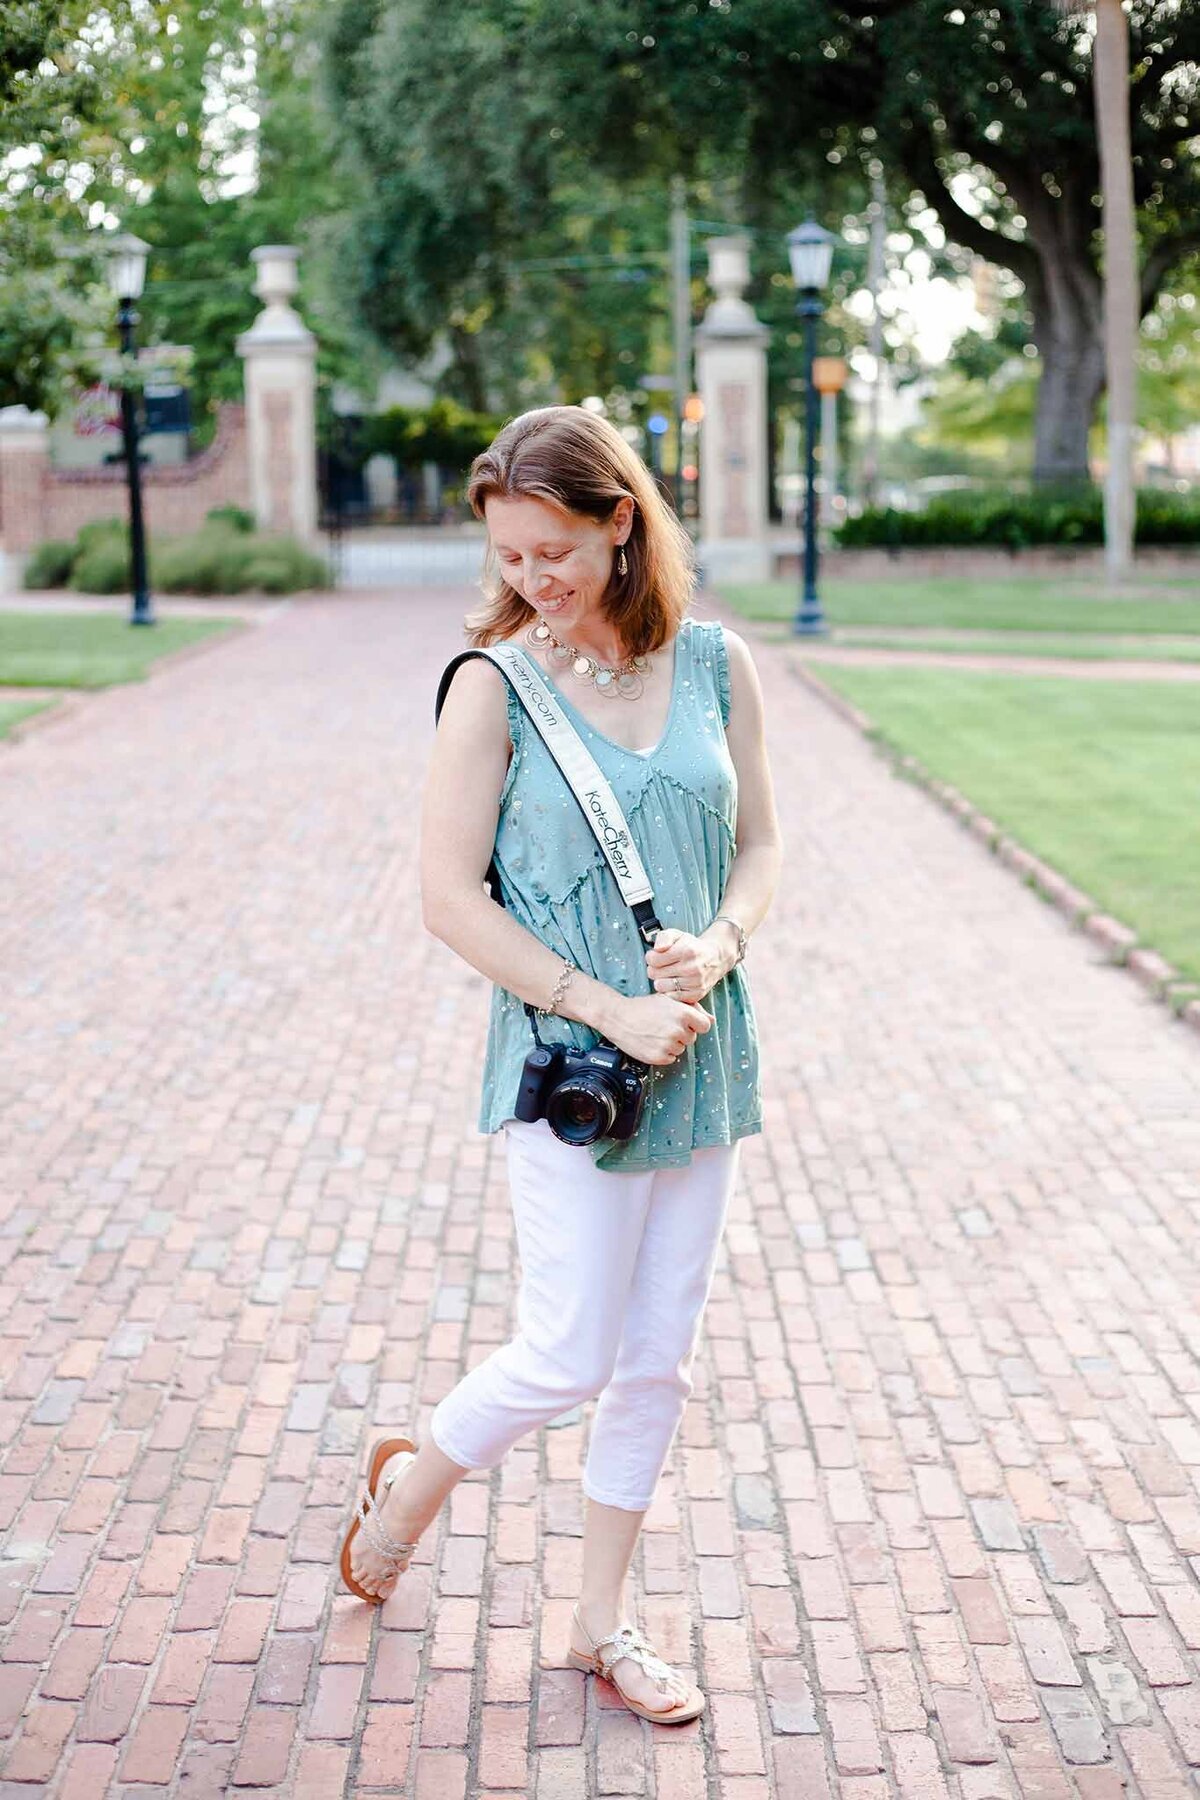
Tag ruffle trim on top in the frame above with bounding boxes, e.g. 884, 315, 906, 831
706, 622, 732, 727
654, 767, 737, 845
498, 685, 526, 810
506, 769, 734, 918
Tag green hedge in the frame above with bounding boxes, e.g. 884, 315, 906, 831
22, 540, 76, 588
837, 489, 1200, 550
25, 515, 327, 595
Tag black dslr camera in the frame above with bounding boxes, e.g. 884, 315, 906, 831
514, 1040, 649, 1146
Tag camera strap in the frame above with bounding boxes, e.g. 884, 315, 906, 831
435, 645, 665, 1031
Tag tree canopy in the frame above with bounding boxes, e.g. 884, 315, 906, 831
0, 1, 373, 424
327, 0, 1200, 481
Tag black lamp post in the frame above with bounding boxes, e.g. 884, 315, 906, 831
105, 233, 154, 627
786, 217, 836, 637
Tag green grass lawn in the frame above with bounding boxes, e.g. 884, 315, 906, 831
811, 665, 1200, 986
0, 697, 58, 740
824, 632, 1200, 663
718, 576, 1200, 637
0, 611, 239, 688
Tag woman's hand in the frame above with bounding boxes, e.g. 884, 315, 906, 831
604, 992, 713, 1068
644, 927, 729, 1004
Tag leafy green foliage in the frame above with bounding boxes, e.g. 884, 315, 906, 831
29, 516, 326, 594
151, 528, 327, 593
923, 256, 1200, 472
69, 534, 132, 594
362, 400, 502, 469
838, 490, 1200, 550
1, 0, 376, 425
22, 541, 76, 589
323, 0, 870, 416
206, 504, 255, 534
325, 0, 1200, 474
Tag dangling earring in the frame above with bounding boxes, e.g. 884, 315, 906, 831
617, 545, 629, 578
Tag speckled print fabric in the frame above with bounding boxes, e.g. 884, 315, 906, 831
476, 613, 764, 1173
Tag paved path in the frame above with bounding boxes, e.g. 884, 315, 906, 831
3, 589, 1200, 1799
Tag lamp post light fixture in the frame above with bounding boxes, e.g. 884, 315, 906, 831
786, 217, 836, 637
104, 231, 154, 627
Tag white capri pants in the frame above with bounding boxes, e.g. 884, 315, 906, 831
429, 1116, 741, 1512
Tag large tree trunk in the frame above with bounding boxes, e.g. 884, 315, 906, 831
446, 323, 490, 414
1019, 186, 1106, 484
1030, 302, 1106, 484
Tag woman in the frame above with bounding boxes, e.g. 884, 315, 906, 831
340, 405, 782, 1725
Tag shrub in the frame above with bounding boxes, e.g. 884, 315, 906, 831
23, 540, 75, 588
27, 519, 328, 597
836, 488, 1200, 550
70, 536, 132, 593
73, 516, 128, 555
206, 504, 255, 534
151, 529, 247, 594
237, 544, 328, 593
1136, 489, 1200, 545
153, 527, 327, 594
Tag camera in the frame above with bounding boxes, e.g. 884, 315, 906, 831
514, 1040, 649, 1146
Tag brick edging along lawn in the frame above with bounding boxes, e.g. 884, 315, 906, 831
791, 658, 1200, 1044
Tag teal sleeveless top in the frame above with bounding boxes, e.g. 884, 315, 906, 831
476, 612, 763, 1173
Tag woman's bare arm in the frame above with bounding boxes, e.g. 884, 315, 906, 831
697, 627, 782, 968
421, 657, 710, 1062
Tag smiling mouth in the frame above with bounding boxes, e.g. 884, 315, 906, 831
537, 590, 575, 611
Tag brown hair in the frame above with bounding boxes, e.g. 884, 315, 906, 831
463, 405, 695, 657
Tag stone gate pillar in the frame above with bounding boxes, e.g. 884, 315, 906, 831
236, 247, 318, 544
694, 236, 771, 584
0, 407, 51, 572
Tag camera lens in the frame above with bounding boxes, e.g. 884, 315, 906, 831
546, 1074, 618, 1146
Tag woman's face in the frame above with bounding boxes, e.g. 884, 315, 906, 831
484, 493, 632, 633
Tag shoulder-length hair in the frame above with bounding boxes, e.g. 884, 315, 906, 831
462, 406, 695, 658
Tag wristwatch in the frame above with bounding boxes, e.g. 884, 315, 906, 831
713, 913, 747, 965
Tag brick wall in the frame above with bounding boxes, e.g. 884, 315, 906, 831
0, 404, 250, 555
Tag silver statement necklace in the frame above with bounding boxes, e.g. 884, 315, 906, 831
524, 618, 652, 699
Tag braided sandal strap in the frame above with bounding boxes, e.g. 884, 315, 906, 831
591, 1624, 679, 1692
356, 1485, 418, 1574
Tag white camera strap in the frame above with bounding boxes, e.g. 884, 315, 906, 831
479, 645, 665, 940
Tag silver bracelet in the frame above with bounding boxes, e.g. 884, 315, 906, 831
538, 960, 576, 1016
713, 913, 747, 965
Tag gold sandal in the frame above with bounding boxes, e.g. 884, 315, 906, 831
566, 1604, 706, 1724
340, 1435, 419, 1605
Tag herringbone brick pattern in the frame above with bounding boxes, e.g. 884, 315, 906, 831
2, 589, 1199, 1797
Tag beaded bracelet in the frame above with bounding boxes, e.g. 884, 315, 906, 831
538, 960, 576, 1017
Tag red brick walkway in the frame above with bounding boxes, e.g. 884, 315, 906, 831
3, 589, 1200, 1798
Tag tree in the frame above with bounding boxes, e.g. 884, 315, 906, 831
919, 261, 1200, 476
326, 0, 1200, 485
0, 1, 375, 423
0, 3, 129, 408
1138, 274, 1200, 463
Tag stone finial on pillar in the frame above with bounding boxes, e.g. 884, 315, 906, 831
694, 236, 771, 584
235, 246, 319, 544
